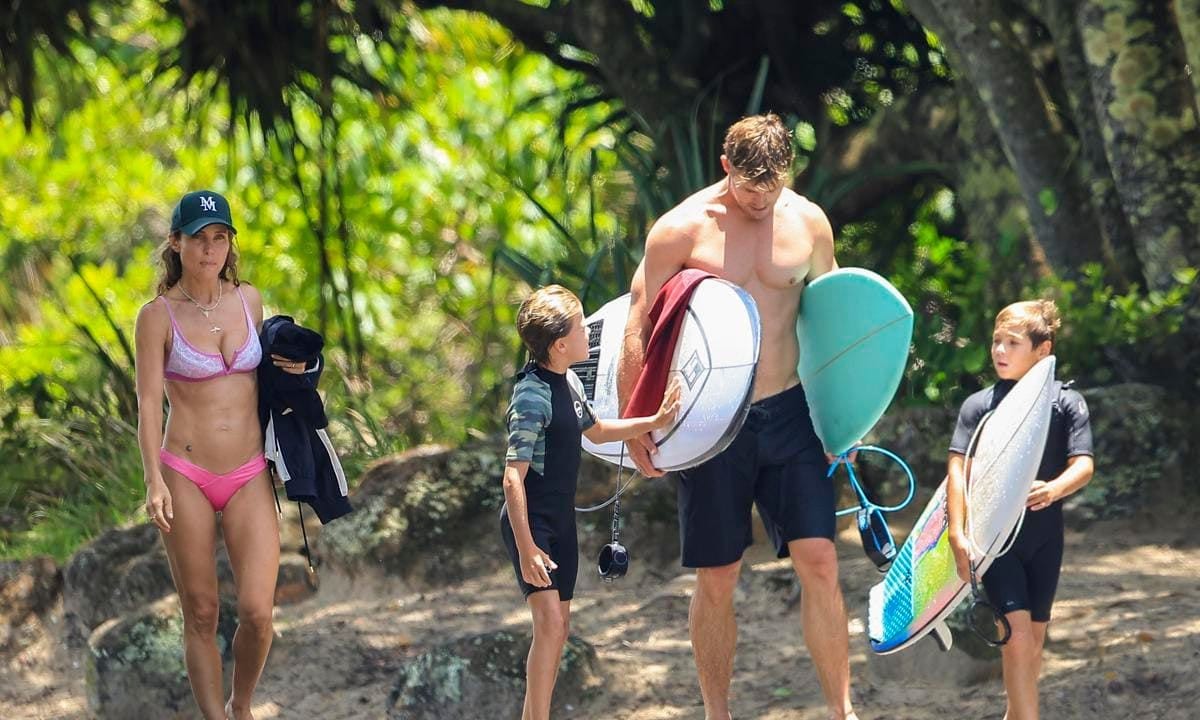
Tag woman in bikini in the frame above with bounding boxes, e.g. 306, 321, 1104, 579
134, 190, 306, 720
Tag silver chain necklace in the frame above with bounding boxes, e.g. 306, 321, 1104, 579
177, 281, 223, 333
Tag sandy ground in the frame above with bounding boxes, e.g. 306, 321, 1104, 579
4, 511, 1199, 720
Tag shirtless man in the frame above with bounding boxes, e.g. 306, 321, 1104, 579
618, 114, 858, 720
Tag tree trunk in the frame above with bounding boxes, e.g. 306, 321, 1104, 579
1032, 0, 1146, 289
905, 0, 1106, 277
1077, 0, 1200, 290
1174, 0, 1200, 102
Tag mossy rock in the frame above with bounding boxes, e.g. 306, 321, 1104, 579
85, 595, 237, 719
64, 523, 236, 647
318, 442, 507, 587
319, 439, 684, 588
1067, 384, 1189, 523
387, 630, 601, 719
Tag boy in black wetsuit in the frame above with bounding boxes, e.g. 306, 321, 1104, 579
501, 285, 680, 720
947, 300, 1094, 720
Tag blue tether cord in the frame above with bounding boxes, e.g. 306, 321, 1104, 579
828, 445, 916, 517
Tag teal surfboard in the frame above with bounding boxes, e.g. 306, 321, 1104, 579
796, 268, 913, 455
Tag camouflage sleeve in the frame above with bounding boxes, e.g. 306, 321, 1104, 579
505, 375, 552, 472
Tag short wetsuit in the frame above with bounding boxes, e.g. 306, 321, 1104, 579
500, 363, 596, 601
950, 380, 1093, 622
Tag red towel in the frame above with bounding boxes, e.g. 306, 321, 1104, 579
624, 268, 717, 418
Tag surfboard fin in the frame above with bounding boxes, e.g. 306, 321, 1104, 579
931, 621, 953, 652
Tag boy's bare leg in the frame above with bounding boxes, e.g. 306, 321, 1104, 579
522, 592, 570, 720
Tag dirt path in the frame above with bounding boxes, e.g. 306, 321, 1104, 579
5, 514, 1198, 719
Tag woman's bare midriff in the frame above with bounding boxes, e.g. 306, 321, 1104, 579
163, 373, 263, 472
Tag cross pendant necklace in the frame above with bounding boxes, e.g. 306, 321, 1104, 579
200, 308, 222, 334
178, 282, 223, 334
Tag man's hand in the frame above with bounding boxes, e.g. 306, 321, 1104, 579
825, 441, 862, 465
627, 433, 664, 477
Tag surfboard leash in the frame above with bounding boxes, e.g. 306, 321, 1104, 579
829, 445, 916, 572
598, 445, 631, 581
967, 564, 1012, 647
576, 444, 633, 581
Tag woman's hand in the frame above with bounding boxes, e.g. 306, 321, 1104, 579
145, 477, 173, 533
271, 354, 309, 375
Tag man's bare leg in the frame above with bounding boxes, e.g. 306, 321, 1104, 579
788, 538, 856, 720
690, 561, 741, 720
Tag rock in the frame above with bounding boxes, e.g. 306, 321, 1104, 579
85, 595, 237, 719
63, 522, 318, 640
869, 404, 959, 491
866, 632, 1001, 687
386, 630, 601, 719
1066, 384, 1190, 523
63, 524, 235, 646
318, 443, 507, 589
0, 556, 62, 653
316, 436, 686, 594
274, 555, 318, 606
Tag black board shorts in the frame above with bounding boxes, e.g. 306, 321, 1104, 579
676, 382, 834, 568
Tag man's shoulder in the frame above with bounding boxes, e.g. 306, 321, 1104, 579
780, 190, 830, 228
648, 199, 710, 244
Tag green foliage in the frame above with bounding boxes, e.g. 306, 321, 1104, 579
0, 2, 1193, 563
1035, 265, 1194, 387
839, 187, 995, 405
0, 6, 624, 559
843, 188, 1195, 406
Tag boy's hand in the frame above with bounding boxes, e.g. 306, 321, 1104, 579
518, 544, 557, 587
949, 531, 972, 584
654, 377, 683, 429
1027, 480, 1057, 511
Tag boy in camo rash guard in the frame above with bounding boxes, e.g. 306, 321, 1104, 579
500, 285, 680, 720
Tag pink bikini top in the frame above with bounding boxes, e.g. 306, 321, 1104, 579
161, 285, 262, 382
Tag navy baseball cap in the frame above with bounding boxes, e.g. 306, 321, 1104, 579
170, 190, 238, 236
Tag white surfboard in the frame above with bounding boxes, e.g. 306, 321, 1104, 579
570, 279, 760, 471
868, 355, 1057, 654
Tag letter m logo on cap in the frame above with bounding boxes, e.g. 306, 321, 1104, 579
199, 196, 217, 212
